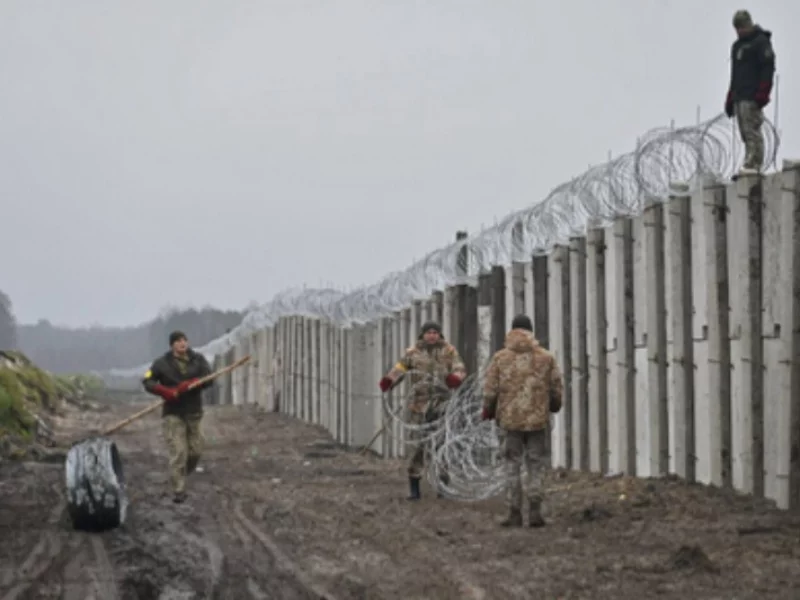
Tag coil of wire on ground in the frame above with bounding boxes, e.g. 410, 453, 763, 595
103, 114, 779, 498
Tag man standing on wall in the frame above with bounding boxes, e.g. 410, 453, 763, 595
142, 331, 213, 503
724, 9, 776, 177
482, 314, 563, 527
379, 321, 466, 501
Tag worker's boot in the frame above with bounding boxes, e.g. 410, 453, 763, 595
528, 496, 545, 528
173, 491, 187, 504
500, 507, 523, 527
407, 477, 421, 501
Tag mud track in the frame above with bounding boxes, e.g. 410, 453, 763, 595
2, 396, 800, 599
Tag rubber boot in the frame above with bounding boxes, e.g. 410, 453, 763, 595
528, 497, 545, 528
407, 477, 421, 501
500, 507, 523, 527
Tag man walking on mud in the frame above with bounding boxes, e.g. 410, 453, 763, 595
142, 331, 213, 503
379, 321, 466, 501
724, 9, 776, 177
482, 315, 563, 527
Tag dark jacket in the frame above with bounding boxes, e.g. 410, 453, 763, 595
142, 349, 213, 417
729, 26, 775, 103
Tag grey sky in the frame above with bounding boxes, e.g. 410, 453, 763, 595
2, 1, 798, 328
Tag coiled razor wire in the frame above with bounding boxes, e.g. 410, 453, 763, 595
102, 113, 779, 500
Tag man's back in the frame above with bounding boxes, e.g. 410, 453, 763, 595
483, 329, 562, 432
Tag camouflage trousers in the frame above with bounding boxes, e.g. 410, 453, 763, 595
162, 414, 204, 494
735, 100, 765, 170
406, 404, 448, 481
504, 429, 548, 511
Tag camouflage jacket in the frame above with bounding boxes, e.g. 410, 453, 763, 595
387, 340, 466, 413
483, 329, 563, 431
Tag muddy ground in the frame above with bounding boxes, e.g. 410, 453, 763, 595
2, 395, 800, 599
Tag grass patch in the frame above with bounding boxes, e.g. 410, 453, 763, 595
0, 370, 34, 438
0, 352, 103, 454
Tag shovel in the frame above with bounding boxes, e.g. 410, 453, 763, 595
65, 354, 251, 531
101, 354, 251, 436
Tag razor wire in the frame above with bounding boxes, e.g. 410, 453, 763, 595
102, 113, 779, 500
103, 113, 778, 377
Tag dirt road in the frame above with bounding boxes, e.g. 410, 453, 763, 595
1, 396, 800, 599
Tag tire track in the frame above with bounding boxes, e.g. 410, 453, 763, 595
232, 499, 337, 600
88, 536, 118, 600
0, 484, 65, 600
59, 538, 96, 600
203, 412, 335, 598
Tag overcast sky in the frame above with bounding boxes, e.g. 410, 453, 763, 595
1, 0, 798, 328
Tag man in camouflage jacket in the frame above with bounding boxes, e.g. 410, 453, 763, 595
482, 314, 563, 527
379, 321, 466, 500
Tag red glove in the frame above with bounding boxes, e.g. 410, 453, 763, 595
379, 377, 393, 392
445, 374, 462, 389
754, 81, 771, 108
152, 384, 179, 402
176, 378, 199, 395
724, 90, 734, 118
481, 407, 494, 421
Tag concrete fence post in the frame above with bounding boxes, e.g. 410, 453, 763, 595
763, 161, 800, 508
211, 355, 223, 405
299, 317, 308, 420
569, 237, 589, 471
254, 330, 266, 407
586, 227, 608, 474
692, 180, 731, 488
728, 173, 765, 497
665, 185, 695, 481
548, 245, 572, 469
532, 256, 549, 347
224, 346, 235, 405
489, 266, 506, 354
233, 339, 246, 406
331, 326, 341, 439
343, 327, 353, 446
432, 291, 444, 326
310, 319, 320, 424
319, 321, 330, 429
279, 318, 288, 413
632, 202, 668, 477
248, 332, 258, 405
477, 272, 494, 467
607, 218, 635, 475
477, 273, 493, 375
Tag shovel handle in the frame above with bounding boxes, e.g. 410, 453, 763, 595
100, 355, 252, 437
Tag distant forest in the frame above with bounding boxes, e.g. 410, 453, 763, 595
0, 289, 247, 373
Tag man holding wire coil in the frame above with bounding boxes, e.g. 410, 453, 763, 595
379, 321, 467, 501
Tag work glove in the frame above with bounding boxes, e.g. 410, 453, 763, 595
379, 377, 393, 392
481, 406, 494, 421
445, 374, 462, 389
176, 378, 199, 395
152, 384, 179, 402
754, 82, 771, 108
724, 90, 734, 118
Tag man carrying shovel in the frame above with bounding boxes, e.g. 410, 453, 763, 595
142, 330, 213, 503
379, 321, 466, 501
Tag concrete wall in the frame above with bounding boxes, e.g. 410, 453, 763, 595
215, 164, 800, 510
